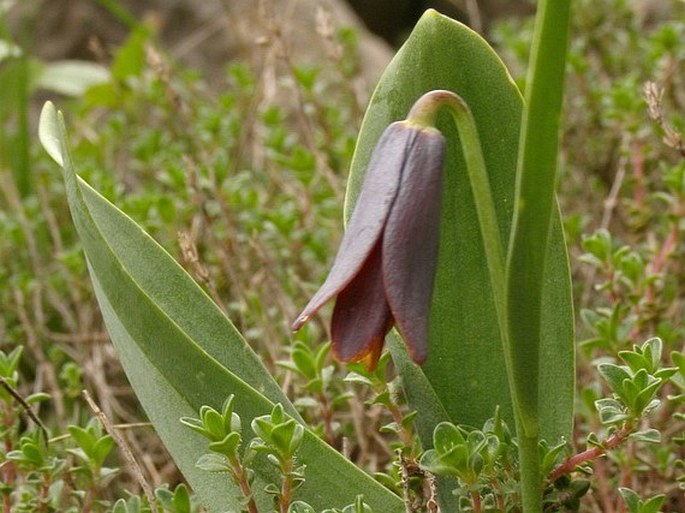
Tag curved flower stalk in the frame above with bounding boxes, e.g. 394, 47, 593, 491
292, 111, 446, 370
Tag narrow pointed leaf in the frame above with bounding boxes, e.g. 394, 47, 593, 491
39, 102, 403, 513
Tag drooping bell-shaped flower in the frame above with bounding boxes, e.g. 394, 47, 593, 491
292, 100, 446, 370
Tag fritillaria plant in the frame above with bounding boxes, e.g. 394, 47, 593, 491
39, 0, 574, 510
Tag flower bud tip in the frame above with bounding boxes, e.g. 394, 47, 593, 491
291, 315, 308, 331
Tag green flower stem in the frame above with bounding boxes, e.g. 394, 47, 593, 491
433, 91, 537, 512
518, 434, 541, 512
410, 89, 528, 507
506, 0, 572, 511
408, 91, 508, 353
410, 89, 522, 424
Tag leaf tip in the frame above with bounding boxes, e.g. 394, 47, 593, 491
39, 101, 65, 167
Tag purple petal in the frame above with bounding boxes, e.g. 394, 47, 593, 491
382, 127, 445, 364
292, 122, 418, 330
331, 241, 394, 369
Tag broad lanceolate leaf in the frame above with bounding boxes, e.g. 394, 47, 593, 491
39, 102, 403, 513
347, 9, 573, 452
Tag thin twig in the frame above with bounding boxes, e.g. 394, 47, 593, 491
0, 377, 49, 445
82, 390, 157, 509
600, 155, 626, 230
178, 230, 227, 311
12, 287, 66, 423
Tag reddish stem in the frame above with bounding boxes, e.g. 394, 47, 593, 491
230, 458, 259, 513
549, 423, 633, 482
279, 460, 294, 513
470, 491, 483, 513
631, 141, 646, 210
651, 222, 678, 276
82, 484, 95, 513
318, 392, 336, 446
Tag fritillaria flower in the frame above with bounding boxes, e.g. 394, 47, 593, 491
292, 105, 446, 369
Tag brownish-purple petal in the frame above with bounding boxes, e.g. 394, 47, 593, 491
330, 241, 394, 368
382, 126, 445, 364
292, 122, 418, 330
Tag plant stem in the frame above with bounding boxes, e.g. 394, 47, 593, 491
506, 0, 572, 509
409, 85, 517, 512
399, 455, 414, 513
470, 491, 483, 513
549, 423, 634, 482
318, 392, 336, 446
280, 460, 294, 513
408, 90, 508, 361
38, 475, 51, 513
230, 458, 259, 513
389, 400, 414, 449
519, 434, 542, 512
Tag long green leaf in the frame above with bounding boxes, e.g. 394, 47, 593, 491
507, 0, 573, 434
39, 102, 403, 513
506, 1, 572, 509
347, 10, 573, 447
